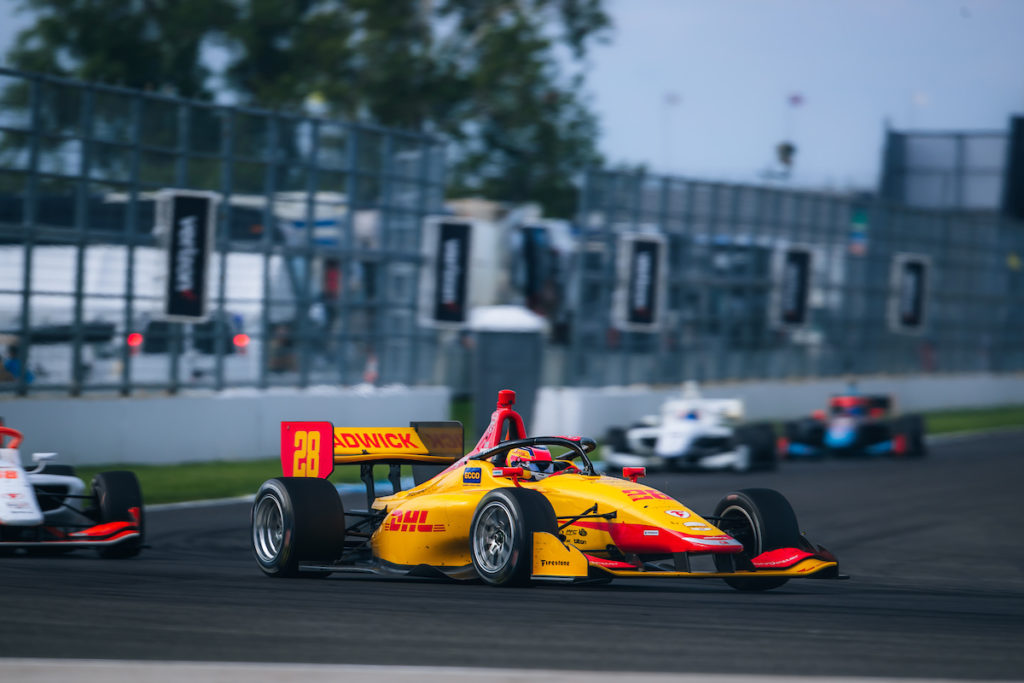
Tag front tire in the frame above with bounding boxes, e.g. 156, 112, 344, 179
713, 488, 803, 591
469, 487, 558, 586
251, 477, 345, 578
92, 471, 145, 558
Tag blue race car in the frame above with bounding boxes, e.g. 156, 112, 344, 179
781, 394, 926, 459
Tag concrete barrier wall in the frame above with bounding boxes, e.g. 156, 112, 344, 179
0, 385, 451, 465
3, 374, 1021, 466
532, 374, 1024, 438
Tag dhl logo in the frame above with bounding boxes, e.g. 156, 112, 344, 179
333, 428, 428, 455
385, 509, 445, 533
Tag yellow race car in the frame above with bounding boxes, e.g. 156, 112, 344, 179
251, 390, 842, 590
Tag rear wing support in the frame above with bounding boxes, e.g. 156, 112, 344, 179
358, 462, 405, 508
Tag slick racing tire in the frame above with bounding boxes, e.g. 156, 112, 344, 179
784, 418, 825, 456
92, 471, 145, 559
251, 477, 345, 578
469, 487, 558, 587
734, 423, 777, 472
712, 488, 804, 592
893, 415, 927, 457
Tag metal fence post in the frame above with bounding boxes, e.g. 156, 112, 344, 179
70, 84, 93, 396
214, 106, 234, 391
15, 75, 42, 397
120, 94, 143, 396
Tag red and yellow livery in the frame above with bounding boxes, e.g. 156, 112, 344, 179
251, 390, 842, 590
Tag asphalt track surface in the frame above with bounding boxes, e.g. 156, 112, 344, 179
1, 430, 1023, 680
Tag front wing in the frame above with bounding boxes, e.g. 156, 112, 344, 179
0, 519, 141, 550
298, 531, 843, 584
534, 533, 842, 583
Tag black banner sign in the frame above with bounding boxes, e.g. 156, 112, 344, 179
627, 238, 661, 326
164, 193, 214, 320
612, 234, 665, 332
890, 254, 929, 333
778, 248, 811, 326
430, 221, 471, 324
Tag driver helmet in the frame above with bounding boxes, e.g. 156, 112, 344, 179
507, 446, 555, 479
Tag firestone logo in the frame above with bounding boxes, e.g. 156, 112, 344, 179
540, 559, 570, 567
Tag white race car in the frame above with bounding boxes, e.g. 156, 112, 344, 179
603, 384, 777, 473
0, 425, 144, 556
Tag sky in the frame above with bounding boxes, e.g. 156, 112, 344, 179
1, 0, 1022, 192
584, 0, 1024, 189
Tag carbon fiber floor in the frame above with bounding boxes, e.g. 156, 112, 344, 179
1, 430, 1022, 679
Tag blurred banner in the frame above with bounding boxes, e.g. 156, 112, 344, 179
612, 233, 666, 332
159, 190, 218, 322
419, 218, 472, 327
889, 253, 930, 334
773, 246, 812, 328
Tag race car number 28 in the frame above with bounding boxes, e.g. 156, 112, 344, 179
293, 430, 320, 477
279, 421, 333, 478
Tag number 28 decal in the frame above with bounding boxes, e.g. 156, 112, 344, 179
280, 421, 333, 478
293, 430, 320, 477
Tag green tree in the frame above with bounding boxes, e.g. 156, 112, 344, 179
4, 0, 611, 217
434, 1, 608, 216
6, 0, 235, 98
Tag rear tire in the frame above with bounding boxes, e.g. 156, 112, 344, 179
713, 488, 803, 591
784, 418, 825, 457
251, 477, 345, 578
734, 423, 777, 471
894, 415, 927, 457
92, 471, 145, 559
469, 487, 558, 586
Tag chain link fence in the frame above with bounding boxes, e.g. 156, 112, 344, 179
3, 69, 1020, 397
0, 68, 445, 396
561, 169, 1024, 387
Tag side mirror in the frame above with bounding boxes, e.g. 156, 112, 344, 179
623, 467, 646, 483
32, 452, 57, 464
493, 467, 524, 487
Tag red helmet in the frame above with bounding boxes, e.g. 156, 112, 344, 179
507, 446, 555, 478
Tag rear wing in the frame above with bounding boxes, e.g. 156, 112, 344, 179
280, 420, 464, 479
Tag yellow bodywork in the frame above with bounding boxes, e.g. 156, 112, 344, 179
368, 459, 837, 582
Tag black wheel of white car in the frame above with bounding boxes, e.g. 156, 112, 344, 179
712, 488, 803, 591
251, 477, 345, 578
92, 471, 145, 559
735, 423, 777, 472
469, 487, 558, 587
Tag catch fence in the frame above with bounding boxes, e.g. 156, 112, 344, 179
0, 67, 445, 395
562, 169, 1024, 387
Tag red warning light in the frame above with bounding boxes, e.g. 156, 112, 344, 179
126, 333, 143, 348
233, 333, 251, 348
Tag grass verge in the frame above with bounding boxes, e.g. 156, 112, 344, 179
69, 402, 1022, 506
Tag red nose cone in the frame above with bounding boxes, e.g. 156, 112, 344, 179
497, 389, 516, 408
